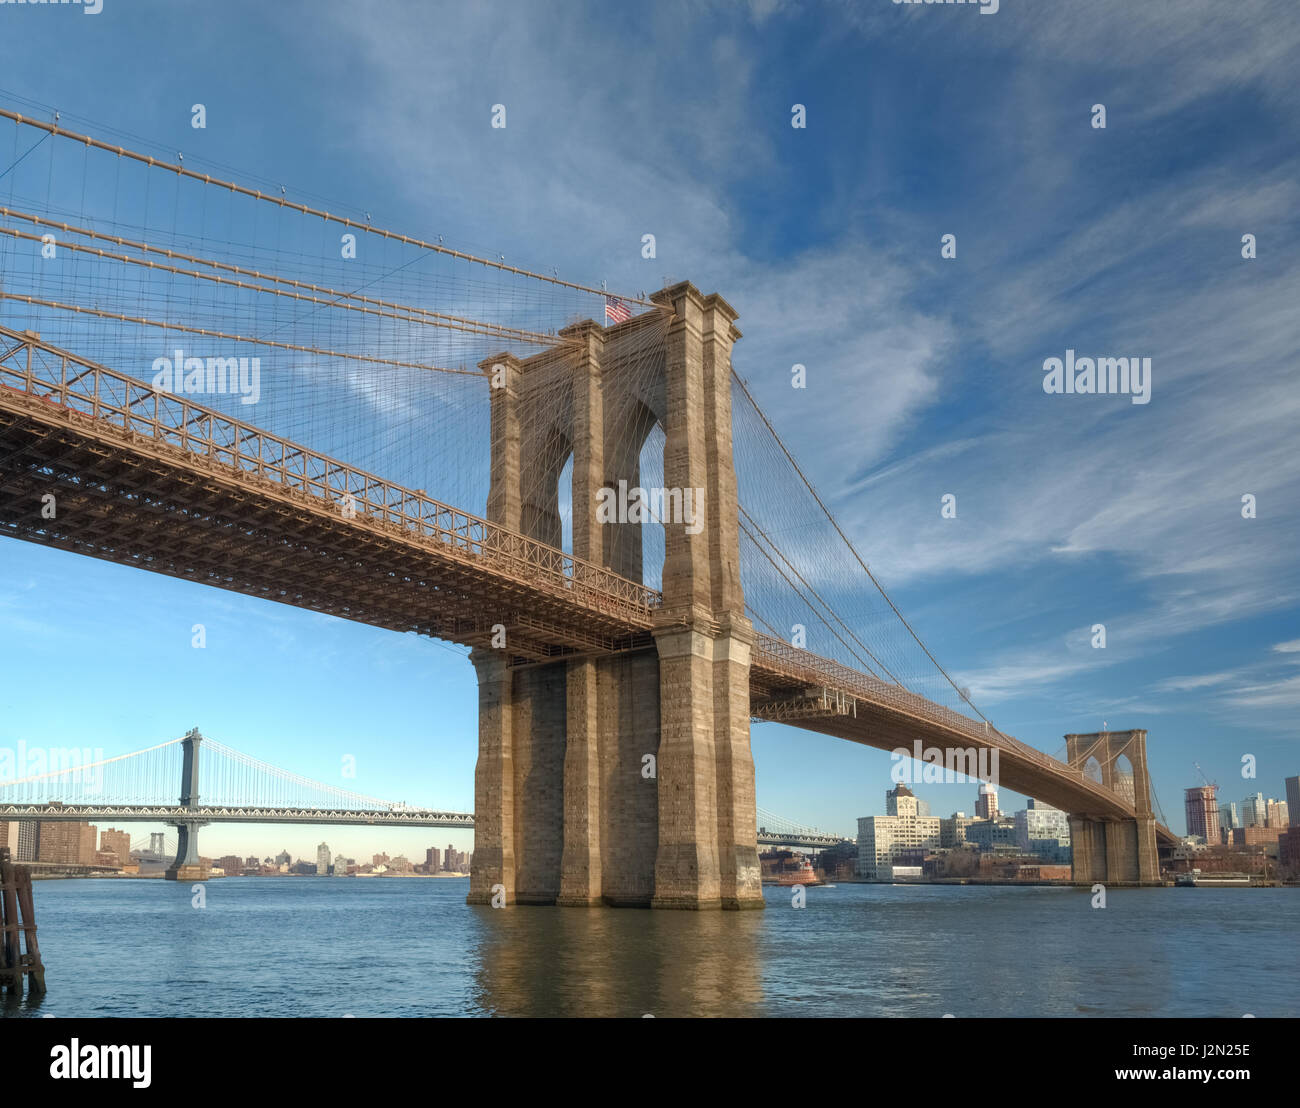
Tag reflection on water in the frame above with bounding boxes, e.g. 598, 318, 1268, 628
2, 878, 1296, 1017
470, 902, 764, 1017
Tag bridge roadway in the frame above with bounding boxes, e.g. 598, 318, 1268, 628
756, 831, 847, 850
0, 803, 838, 847
0, 326, 1176, 846
0, 803, 475, 828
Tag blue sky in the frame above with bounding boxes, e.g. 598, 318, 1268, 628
1, 0, 1298, 857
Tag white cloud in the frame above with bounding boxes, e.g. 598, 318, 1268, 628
1155, 672, 1238, 693
1221, 674, 1300, 710
293, 0, 1300, 733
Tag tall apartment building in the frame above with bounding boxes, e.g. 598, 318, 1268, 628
425, 846, 441, 872
1184, 786, 1220, 843
1222, 802, 1240, 831
37, 821, 98, 865
1266, 799, 1289, 829
975, 782, 999, 820
1241, 793, 1267, 828
316, 842, 331, 875
19, 822, 39, 862
1279, 827, 1300, 878
99, 827, 131, 864
0, 821, 39, 862
858, 786, 942, 880
1286, 776, 1300, 820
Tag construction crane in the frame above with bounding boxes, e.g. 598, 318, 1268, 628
1193, 762, 1219, 795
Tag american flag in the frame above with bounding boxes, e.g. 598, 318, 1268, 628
604, 295, 632, 324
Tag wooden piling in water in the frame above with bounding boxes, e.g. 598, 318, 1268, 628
0, 846, 45, 996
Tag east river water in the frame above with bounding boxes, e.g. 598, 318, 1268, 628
3, 878, 1295, 1017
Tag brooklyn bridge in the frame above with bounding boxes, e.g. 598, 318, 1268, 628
0, 107, 1175, 906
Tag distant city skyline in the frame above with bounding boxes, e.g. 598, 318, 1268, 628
126, 825, 477, 863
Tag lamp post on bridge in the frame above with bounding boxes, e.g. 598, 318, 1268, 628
165, 728, 209, 882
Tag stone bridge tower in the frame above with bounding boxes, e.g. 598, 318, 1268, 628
1065, 729, 1160, 885
466, 282, 763, 910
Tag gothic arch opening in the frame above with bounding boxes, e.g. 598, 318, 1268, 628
1113, 754, 1136, 806
519, 426, 572, 550
636, 422, 667, 593
557, 452, 574, 556
602, 398, 664, 587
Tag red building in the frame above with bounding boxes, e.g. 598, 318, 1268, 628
1184, 786, 1219, 843
1232, 826, 1280, 848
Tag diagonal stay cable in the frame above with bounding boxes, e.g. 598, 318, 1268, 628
0, 129, 50, 184
739, 507, 896, 684
732, 369, 1001, 732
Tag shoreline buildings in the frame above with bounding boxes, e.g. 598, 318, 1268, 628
857, 785, 941, 881
858, 786, 1072, 882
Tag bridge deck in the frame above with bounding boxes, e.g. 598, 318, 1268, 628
0, 803, 474, 828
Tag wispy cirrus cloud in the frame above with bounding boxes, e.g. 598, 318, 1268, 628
1155, 672, 1239, 693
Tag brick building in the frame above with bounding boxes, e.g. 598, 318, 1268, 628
1232, 826, 1280, 848
99, 827, 131, 865
38, 821, 98, 865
